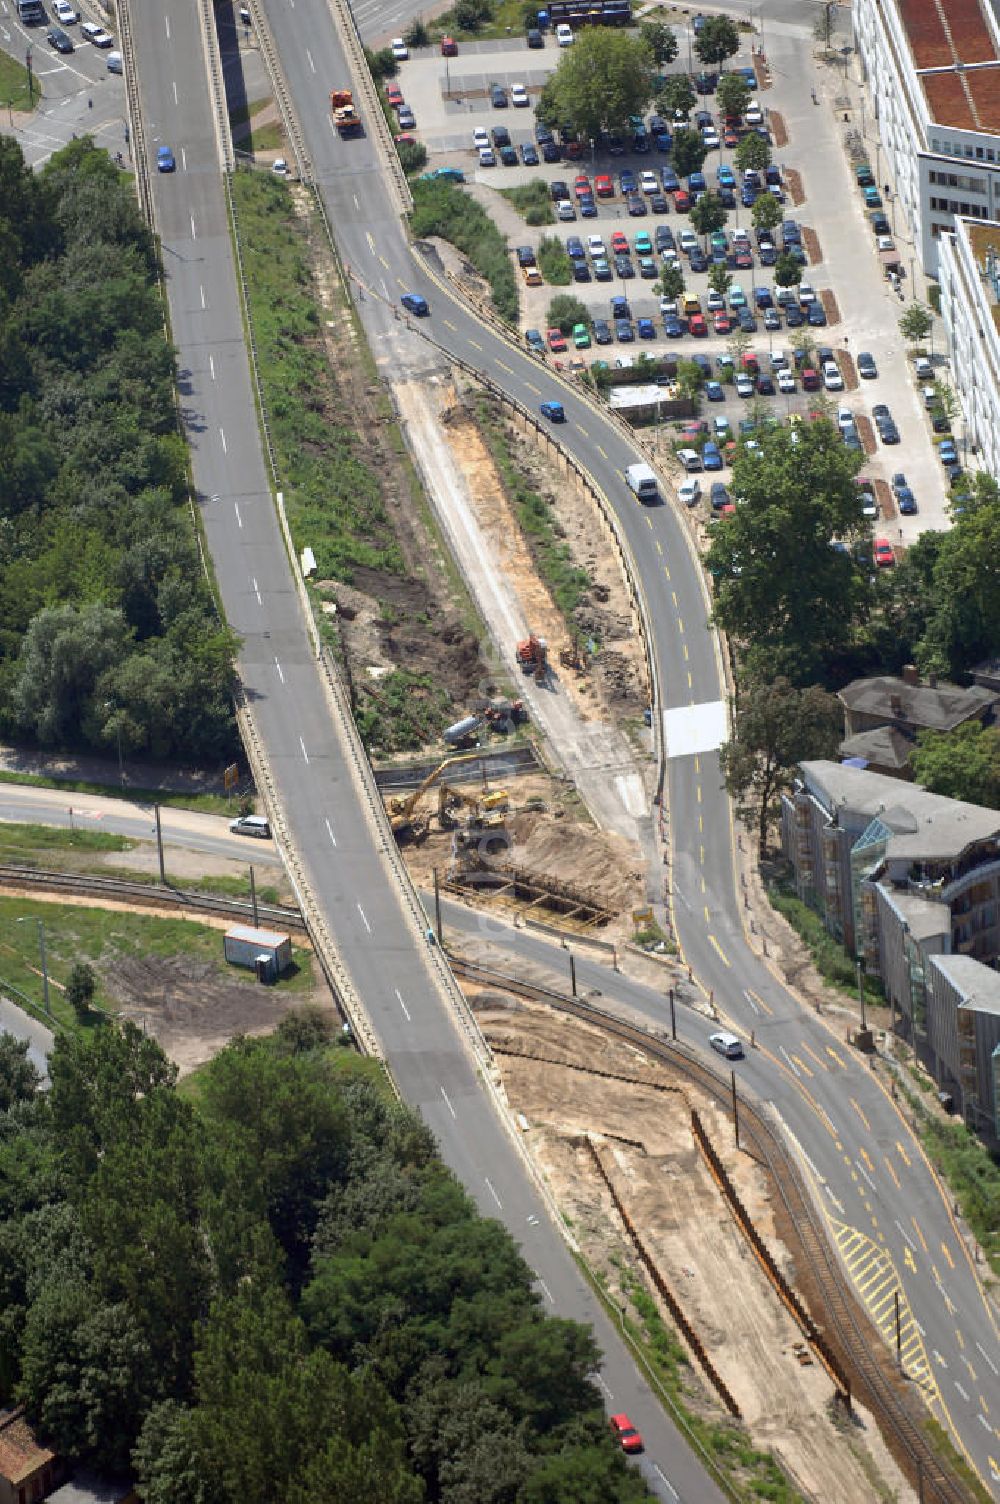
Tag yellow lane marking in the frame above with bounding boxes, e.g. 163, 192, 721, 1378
525, 380, 541, 395
397, 276, 407, 289
688, 672, 693, 690
911, 1217, 927, 1253
469, 338, 483, 350
903, 1246, 916, 1272
941, 1242, 955, 1270
496, 359, 514, 374
745, 987, 773, 1016
963, 1356, 978, 1382
677, 617, 685, 633
366, 231, 376, 252
578, 424, 589, 436
956, 1328, 965, 1350
444, 319, 458, 331
708, 934, 731, 967
596, 444, 608, 458
897, 1140, 911, 1167
826, 1045, 847, 1068
850, 1097, 871, 1132
791, 1053, 813, 1078
698, 814, 703, 832
696, 786, 702, 803
884, 1157, 901, 1189
656, 540, 663, 555
694, 755, 701, 773
671, 591, 678, 606
379, 255, 390, 270
859, 1146, 874, 1172
800, 1041, 829, 1072
683, 644, 689, 660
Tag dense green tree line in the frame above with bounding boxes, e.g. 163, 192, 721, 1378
0, 138, 237, 764
0, 1017, 651, 1501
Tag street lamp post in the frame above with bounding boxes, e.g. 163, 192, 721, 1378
17, 916, 50, 1017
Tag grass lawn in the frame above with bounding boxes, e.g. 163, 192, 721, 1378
0, 894, 312, 1034
248, 122, 284, 153
431, 0, 532, 42
0, 49, 38, 113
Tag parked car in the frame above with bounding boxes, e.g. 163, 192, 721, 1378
874, 537, 896, 566
511, 83, 528, 107
857, 351, 878, 379
822, 360, 844, 391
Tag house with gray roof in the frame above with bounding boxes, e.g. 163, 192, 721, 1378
837, 666, 999, 779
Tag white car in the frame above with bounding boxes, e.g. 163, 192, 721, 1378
677, 448, 702, 472
555, 199, 575, 220
706, 289, 725, 311
473, 126, 489, 149
730, 228, 749, 247
836, 406, 855, 431
390, 36, 408, 60
555, 21, 574, 44
587, 234, 606, 258
797, 282, 816, 305
678, 229, 698, 252
745, 102, 763, 125
511, 83, 528, 107
53, 0, 78, 21
823, 360, 844, 391
640, 170, 659, 194
659, 297, 677, 316
80, 20, 113, 44
702, 128, 720, 148
679, 478, 702, 506
777, 368, 796, 393
478, 146, 496, 167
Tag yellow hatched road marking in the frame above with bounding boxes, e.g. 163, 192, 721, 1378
832, 1219, 935, 1392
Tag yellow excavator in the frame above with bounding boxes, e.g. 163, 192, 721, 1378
437, 782, 509, 830
389, 752, 494, 841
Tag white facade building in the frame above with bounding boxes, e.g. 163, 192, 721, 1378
938, 215, 1000, 479
852, 0, 1000, 276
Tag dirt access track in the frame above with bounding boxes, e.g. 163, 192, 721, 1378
474, 990, 916, 1504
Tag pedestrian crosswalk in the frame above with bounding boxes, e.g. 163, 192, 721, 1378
831, 1219, 935, 1393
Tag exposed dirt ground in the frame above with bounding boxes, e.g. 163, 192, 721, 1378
770, 110, 789, 149
803, 225, 823, 267
106, 952, 321, 1076
785, 167, 805, 208
474, 990, 916, 1504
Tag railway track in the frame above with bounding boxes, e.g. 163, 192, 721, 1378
450, 954, 974, 1504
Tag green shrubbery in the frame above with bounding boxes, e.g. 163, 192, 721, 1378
538, 234, 573, 285
410, 178, 518, 323
500, 178, 555, 224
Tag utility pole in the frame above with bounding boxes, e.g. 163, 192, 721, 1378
17, 917, 50, 1017
669, 986, 676, 1040
433, 868, 443, 943
856, 956, 867, 1032
154, 804, 166, 884
731, 1070, 740, 1150
250, 864, 259, 928
569, 952, 577, 997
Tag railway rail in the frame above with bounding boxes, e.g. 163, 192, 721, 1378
450, 954, 974, 1504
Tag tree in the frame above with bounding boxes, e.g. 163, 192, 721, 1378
705, 421, 868, 684
365, 47, 398, 79
65, 963, 95, 1021
899, 301, 933, 346
906, 473, 1000, 677
403, 16, 429, 46
274, 1005, 338, 1056
910, 723, 1000, 808
715, 73, 750, 120
11, 604, 130, 748
657, 74, 695, 120
0, 1034, 40, 1112
751, 192, 782, 234
675, 358, 705, 400
709, 263, 733, 297
814, 0, 836, 47
773, 251, 802, 287
931, 379, 959, 430
453, 0, 494, 28
657, 264, 685, 301
396, 141, 427, 174
720, 675, 842, 857
694, 14, 740, 66
734, 131, 771, 174
670, 126, 708, 179
689, 190, 727, 240
639, 20, 678, 66
546, 293, 590, 334
536, 30, 655, 142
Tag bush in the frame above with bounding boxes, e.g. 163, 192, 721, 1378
537, 235, 572, 285
66, 962, 96, 1021
500, 179, 554, 223
396, 140, 428, 174
547, 293, 589, 334
410, 179, 518, 323
404, 16, 429, 45
365, 47, 397, 79
453, 0, 494, 28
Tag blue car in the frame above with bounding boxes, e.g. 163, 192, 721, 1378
615, 319, 634, 341
520, 145, 539, 167
664, 316, 685, 338
400, 293, 429, 316
157, 145, 176, 172
716, 165, 735, 187
807, 303, 827, 326
661, 168, 680, 193
637, 316, 656, 338
939, 442, 958, 465
540, 401, 565, 422
579, 195, 597, 217
421, 166, 466, 182
702, 442, 723, 470
620, 169, 637, 193
689, 171, 706, 192
897, 488, 917, 514
525, 328, 545, 352
705, 380, 724, 401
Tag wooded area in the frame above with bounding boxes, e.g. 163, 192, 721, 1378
0, 1016, 652, 1501
0, 139, 237, 765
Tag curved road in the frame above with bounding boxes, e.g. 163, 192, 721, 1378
127, 0, 999, 1491
257, 2, 1000, 1489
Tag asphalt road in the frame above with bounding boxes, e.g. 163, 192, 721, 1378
260, 4, 1000, 1489
129, 2, 729, 1497
0, 784, 284, 865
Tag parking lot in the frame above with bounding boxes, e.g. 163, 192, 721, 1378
392, 23, 958, 542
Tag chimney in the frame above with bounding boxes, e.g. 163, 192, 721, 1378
902, 664, 919, 686
890, 693, 903, 718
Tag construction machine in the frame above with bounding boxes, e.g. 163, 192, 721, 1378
437, 782, 509, 830
516, 634, 547, 681
388, 752, 488, 840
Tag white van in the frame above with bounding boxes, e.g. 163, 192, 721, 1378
229, 814, 271, 839
106, 50, 123, 73
709, 1031, 744, 1059
555, 22, 574, 45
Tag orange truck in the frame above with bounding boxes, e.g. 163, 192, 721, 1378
330, 89, 361, 137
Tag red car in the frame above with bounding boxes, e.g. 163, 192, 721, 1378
385, 83, 403, 107
610, 230, 629, 255
673, 189, 691, 211
689, 313, 708, 336
734, 249, 753, 269
801, 367, 820, 391
594, 173, 614, 197
724, 127, 740, 148
573, 174, 592, 198
547, 327, 567, 352
874, 537, 895, 568
565, 140, 583, 159
609, 1414, 644, 1454
714, 311, 732, 334
440, 33, 457, 54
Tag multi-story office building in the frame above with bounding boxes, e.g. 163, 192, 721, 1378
852, 0, 1000, 277
938, 214, 1000, 478
781, 761, 1000, 1139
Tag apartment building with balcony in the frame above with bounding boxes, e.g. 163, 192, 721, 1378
852, 0, 1000, 276
938, 214, 1000, 478
780, 760, 1000, 1139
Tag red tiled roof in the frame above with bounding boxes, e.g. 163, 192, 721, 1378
899, 0, 953, 68
940, 0, 997, 62
0, 1409, 55, 1488
967, 66, 1000, 129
